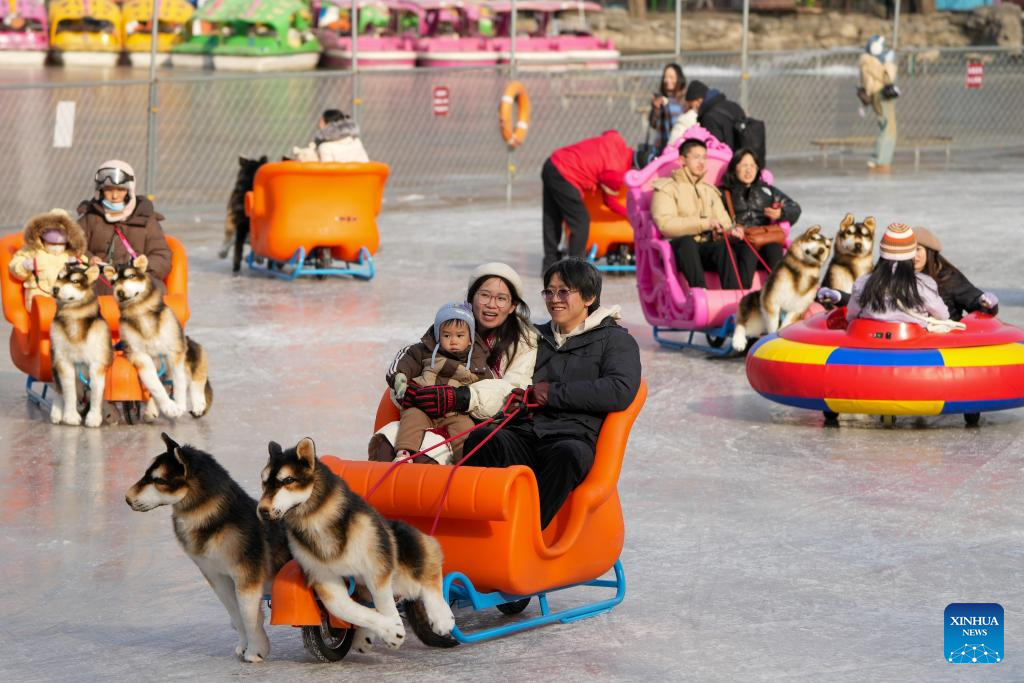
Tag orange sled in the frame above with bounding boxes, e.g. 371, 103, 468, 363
244, 161, 390, 280
1, 232, 189, 421
270, 379, 648, 660
565, 186, 635, 273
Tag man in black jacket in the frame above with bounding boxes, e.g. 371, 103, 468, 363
685, 80, 747, 153
463, 258, 642, 529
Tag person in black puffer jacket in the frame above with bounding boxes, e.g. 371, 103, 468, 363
914, 227, 999, 321
462, 258, 641, 530
685, 81, 746, 152
719, 148, 802, 272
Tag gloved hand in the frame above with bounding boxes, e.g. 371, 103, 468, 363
979, 292, 999, 310
530, 382, 551, 407
22, 257, 34, 271
391, 372, 408, 400
816, 287, 842, 305
403, 384, 469, 419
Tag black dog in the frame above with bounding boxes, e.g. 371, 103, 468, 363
220, 156, 267, 273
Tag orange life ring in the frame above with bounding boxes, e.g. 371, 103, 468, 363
499, 81, 530, 148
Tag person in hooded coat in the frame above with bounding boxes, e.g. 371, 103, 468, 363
293, 109, 370, 163
9, 208, 88, 308
685, 80, 747, 152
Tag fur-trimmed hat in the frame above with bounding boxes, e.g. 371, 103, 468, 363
879, 223, 916, 261
22, 208, 86, 254
912, 226, 942, 252
431, 301, 475, 368
467, 262, 524, 303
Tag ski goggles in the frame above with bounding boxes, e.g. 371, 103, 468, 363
94, 167, 134, 188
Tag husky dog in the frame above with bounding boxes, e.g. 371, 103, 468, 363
104, 255, 212, 420
126, 433, 292, 663
822, 214, 876, 294
220, 155, 267, 273
732, 226, 834, 352
258, 438, 457, 655
49, 265, 113, 427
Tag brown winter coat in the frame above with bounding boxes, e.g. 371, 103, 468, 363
9, 210, 88, 307
77, 196, 172, 281
387, 328, 494, 390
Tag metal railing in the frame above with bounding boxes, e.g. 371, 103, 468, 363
0, 46, 1020, 227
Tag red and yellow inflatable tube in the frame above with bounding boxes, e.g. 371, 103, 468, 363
746, 312, 1024, 416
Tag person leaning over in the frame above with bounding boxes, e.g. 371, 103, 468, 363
461, 258, 641, 530
684, 80, 746, 152
651, 138, 754, 290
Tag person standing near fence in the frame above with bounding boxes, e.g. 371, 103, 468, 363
540, 131, 634, 272
649, 63, 688, 153
858, 35, 898, 173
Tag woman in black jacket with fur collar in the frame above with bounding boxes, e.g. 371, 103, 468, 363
719, 148, 801, 271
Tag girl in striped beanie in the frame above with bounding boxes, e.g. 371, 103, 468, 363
847, 223, 953, 328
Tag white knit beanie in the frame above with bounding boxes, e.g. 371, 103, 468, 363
467, 262, 524, 302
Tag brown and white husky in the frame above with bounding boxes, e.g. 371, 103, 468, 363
104, 255, 211, 420
49, 264, 112, 427
732, 226, 834, 352
822, 213, 876, 294
126, 433, 292, 662
258, 437, 457, 655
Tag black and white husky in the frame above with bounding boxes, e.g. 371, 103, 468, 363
126, 433, 292, 662
49, 265, 112, 427
105, 256, 212, 420
258, 437, 458, 655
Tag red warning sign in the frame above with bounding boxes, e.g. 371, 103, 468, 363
432, 86, 450, 116
966, 62, 983, 89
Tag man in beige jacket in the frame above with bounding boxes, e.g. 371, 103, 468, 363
650, 138, 755, 289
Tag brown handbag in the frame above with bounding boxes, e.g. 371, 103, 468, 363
723, 189, 787, 249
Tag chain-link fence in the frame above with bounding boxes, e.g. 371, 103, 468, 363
0, 46, 1021, 227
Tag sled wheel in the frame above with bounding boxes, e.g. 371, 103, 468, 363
964, 412, 981, 427
496, 597, 530, 615
302, 622, 354, 662
705, 334, 726, 348
315, 247, 332, 280
118, 401, 140, 425
823, 410, 839, 428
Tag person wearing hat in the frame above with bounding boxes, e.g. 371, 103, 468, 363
368, 302, 490, 465
9, 208, 87, 308
684, 80, 748, 154
847, 223, 951, 327
540, 130, 635, 271
912, 226, 999, 321
461, 258, 642, 530
859, 35, 898, 173
77, 160, 172, 291
372, 263, 538, 461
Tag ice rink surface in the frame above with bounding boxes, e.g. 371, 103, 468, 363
1, 151, 1022, 681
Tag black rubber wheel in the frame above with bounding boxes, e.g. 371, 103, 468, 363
705, 334, 726, 348
496, 598, 530, 615
302, 623, 355, 662
964, 412, 981, 427
823, 410, 839, 428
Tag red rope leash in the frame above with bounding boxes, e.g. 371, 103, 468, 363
365, 392, 534, 525
722, 231, 744, 290
741, 236, 774, 274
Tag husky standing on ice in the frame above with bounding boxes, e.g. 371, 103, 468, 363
49, 264, 112, 427
258, 437, 458, 656
104, 255, 212, 420
126, 433, 292, 663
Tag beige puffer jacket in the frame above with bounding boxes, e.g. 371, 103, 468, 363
650, 167, 732, 242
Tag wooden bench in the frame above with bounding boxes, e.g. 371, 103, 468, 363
810, 136, 954, 171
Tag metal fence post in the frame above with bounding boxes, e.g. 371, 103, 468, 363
893, 0, 901, 51
739, 0, 749, 112
506, 0, 518, 206
675, 0, 681, 58
144, 0, 161, 198
351, 0, 360, 125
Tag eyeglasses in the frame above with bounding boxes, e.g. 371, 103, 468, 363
475, 291, 512, 308
94, 167, 134, 188
540, 288, 578, 301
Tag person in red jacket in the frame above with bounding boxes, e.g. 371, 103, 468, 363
542, 130, 634, 271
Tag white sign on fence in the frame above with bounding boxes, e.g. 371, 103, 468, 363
53, 101, 76, 148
